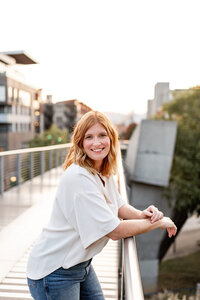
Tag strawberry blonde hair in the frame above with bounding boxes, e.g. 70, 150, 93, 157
63, 111, 119, 177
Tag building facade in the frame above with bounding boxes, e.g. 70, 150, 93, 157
53, 99, 92, 133
147, 82, 187, 118
0, 51, 41, 150
147, 82, 171, 118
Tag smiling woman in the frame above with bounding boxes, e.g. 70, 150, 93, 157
83, 123, 110, 172
26, 110, 177, 300
63, 110, 119, 177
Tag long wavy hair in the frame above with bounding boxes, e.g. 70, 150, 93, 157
63, 111, 119, 177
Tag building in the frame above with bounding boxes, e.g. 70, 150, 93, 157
53, 99, 92, 133
147, 82, 187, 118
40, 95, 54, 132
147, 82, 171, 118
0, 50, 41, 151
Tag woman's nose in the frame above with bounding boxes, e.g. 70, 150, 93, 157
92, 137, 101, 145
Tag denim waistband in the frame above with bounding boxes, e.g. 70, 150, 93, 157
60, 258, 92, 272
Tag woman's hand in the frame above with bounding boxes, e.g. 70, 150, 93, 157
141, 205, 164, 223
160, 217, 177, 238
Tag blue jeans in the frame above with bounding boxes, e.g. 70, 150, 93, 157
27, 259, 105, 300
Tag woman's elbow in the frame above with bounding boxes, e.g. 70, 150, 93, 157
106, 232, 120, 241
106, 226, 121, 241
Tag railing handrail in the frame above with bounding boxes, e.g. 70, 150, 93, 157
118, 151, 144, 300
0, 143, 72, 157
0, 143, 144, 299
0, 143, 72, 195
0, 141, 129, 157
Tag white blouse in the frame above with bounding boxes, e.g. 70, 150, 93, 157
27, 163, 125, 280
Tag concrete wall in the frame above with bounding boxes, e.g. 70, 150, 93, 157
126, 120, 177, 187
125, 119, 177, 293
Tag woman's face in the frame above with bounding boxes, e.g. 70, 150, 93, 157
83, 122, 110, 172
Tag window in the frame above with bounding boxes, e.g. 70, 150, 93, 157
8, 87, 13, 102
19, 90, 31, 106
12, 123, 16, 132
14, 88, 18, 102
6, 106, 12, 114
0, 86, 6, 103
0, 125, 7, 133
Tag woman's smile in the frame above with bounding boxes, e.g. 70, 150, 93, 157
83, 123, 110, 171
91, 147, 105, 152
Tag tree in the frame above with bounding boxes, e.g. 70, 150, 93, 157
156, 87, 200, 260
43, 103, 54, 130
120, 122, 137, 140
29, 125, 69, 147
64, 101, 77, 134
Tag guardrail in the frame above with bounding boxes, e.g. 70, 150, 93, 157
0, 143, 72, 195
117, 151, 144, 300
0, 142, 144, 300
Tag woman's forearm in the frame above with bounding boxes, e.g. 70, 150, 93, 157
107, 218, 161, 240
118, 204, 143, 220
118, 204, 164, 224
107, 216, 177, 240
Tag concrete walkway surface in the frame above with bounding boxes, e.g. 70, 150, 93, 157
0, 167, 62, 282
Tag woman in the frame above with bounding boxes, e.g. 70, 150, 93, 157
27, 111, 177, 300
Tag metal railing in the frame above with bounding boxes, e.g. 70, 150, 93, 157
0, 143, 144, 299
118, 151, 144, 300
0, 143, 72, 195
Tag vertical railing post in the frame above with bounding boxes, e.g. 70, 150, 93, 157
48, 150, 52, 170
0, 156, 4, 195
30, 152, 34, 180
55, 149, 58, 168
60, 149, 63, 166
40, 151, 44, 175
16, 154, 21, 185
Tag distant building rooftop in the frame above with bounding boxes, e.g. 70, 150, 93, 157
1, 50, 38, 65
55, 99, 92, 111
0, 53, 15, 65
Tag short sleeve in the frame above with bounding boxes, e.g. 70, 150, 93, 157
72, 174, 120, 249
111, 175, 126, 209
116, 189, 126, 209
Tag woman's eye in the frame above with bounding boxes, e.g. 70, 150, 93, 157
85, 135, 92, 139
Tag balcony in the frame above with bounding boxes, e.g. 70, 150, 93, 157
0, 113, 31, 124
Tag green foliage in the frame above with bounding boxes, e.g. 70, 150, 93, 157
158, 88, 200, 215
158, 251, 200, 298
29, 125, 69, 147
120, 122, 137, 140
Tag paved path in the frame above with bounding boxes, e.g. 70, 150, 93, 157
0, 168, 61, 232
0, 168, 61, 282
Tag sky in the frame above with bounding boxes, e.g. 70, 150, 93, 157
1, 0, 200, 114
